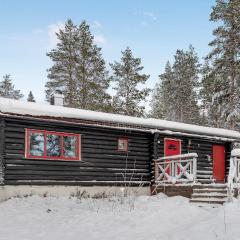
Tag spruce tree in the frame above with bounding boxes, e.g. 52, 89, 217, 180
0, 74, 23, 100
205, 0, 240, 129
150, 46, 201, 124
149, 82, 164, 119
45, 19, 111, 111
27, 91, 36, 102
46, 19, 77, 107
150, 61, 175, 119
200, 61, 227, 127
172, 46, 200, 124
110, 47, 150, 117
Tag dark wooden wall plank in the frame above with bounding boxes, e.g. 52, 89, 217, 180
1, 116, 233, 186
3, 117, 152, 185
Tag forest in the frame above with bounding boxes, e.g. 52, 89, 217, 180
1, 0, 239, 130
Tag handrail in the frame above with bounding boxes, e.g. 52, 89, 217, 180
154, 153, 198, 184
155, 153, 198, 162
227, 149, 240, 201
228, 149, 240, 184
229, 156, 240, 183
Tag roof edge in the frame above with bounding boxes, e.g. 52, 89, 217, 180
0, 97, 239, 140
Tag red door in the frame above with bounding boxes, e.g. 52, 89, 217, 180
164, 138, 181, 175
164, 138, 181, 157
213, 145, 225, 182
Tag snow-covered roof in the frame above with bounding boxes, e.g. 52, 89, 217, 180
0, 97, 240, 140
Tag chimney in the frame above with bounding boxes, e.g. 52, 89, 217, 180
50, 90, 64, 106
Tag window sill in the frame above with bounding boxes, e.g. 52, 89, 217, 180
24, 156, 81, 161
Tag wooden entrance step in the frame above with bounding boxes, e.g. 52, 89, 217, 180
190, 184, 228, 205
193, 188, 227, 194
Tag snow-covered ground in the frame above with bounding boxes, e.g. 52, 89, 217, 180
0, 194, 240, 240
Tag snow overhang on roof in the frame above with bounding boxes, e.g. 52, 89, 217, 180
0, 97, 240, 140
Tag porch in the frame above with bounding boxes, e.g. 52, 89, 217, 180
151, 153, 197, 198
152, 149, 240, 204
151, 152, 229, 203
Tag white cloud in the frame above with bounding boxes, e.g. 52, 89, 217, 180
133, 10, 157, 27
94, 34, 107, 45
92, 20, 102, 29
47, 21, 107, 47
143, 11, 157, 21
48, 22, 65, 47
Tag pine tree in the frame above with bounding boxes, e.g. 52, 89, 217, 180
172, 46, 201, 124
27, 91, 36, 102
149, 82, 164, 119
150, 46, 201, 124
200, 61, 227, 127
0, 74, 23, 100
110, 47, 150, 117
199, 61, 214, 126
45, 19, 77, 107
150, 61, 175, 119
45, 19, 111, 111
205, 0, 240, 129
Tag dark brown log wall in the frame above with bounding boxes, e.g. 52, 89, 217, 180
0, 115, 233, 186
2, 116, 152, 186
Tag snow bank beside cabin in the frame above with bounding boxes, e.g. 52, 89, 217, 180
1, 195, 240, 240
0, 97, 240, 139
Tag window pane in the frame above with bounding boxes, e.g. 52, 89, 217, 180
119, 140, 125, 150
118, 139, 128, 151
64, 136, 77, 158
29, 132, 44, 156
47, 134, 61, 157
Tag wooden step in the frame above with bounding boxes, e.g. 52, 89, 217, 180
197, 175, 213, 179
193, 188, 227, 194
197, 170, 212, 174
193, 183, 227, 189
191, 193, 227, 199
197, 166, 212, 169
190, 198, 227, 204
190, 183, 228, 205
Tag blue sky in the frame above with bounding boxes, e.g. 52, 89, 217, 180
0, 0, 216, 103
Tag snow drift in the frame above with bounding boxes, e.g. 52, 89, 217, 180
0, 195, 240, 240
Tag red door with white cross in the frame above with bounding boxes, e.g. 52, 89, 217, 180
164, 138, 181, 175
164, 138, 181, 157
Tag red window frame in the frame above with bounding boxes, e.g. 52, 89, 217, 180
25, 129, 81, 161
117, 137, 128, 152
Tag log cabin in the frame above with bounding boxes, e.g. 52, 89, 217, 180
0, 94, 239, 203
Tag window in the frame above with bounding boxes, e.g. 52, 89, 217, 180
117, 137, 128, 152
25, 129, 81, 161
